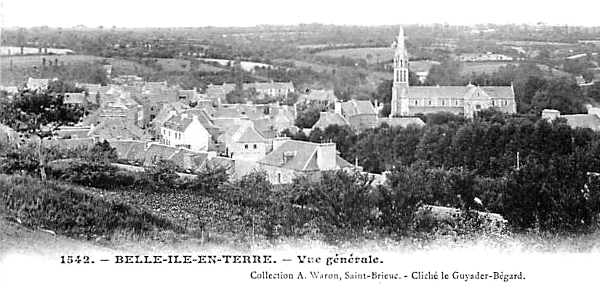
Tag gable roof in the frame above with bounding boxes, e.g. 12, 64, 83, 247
237, 127, 266, 143
340, 100, 377, 116
88, 118, 148, 141
141, 143, 179, 165
258, 140, 352, 172
169, 148, 209, 170
313, 112, 349, 129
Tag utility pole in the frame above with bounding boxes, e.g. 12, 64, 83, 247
516, 151, 520, 170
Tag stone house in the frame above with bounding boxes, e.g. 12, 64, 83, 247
257, 137, 354, 184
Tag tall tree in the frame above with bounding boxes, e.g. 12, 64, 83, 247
0, 83, 84, 180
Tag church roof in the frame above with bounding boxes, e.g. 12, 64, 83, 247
406, 85, 514, 100
379, 117, 425, 128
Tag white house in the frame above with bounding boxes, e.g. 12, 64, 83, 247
161, 113, 211, 151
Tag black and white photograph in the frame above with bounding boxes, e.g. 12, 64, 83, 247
1, 0, 600, 284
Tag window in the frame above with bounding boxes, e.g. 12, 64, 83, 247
428, 100, 432, 106
441, 100, 445, 106
253, 144, 257, 149
414, 100, 418, 106
245, 144, 248, 149
491, 101, 495, 106
504, 100, 508, 106
277, 173, 281, 184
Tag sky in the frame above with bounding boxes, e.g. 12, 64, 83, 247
1, 0, 600, 28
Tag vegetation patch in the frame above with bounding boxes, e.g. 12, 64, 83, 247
0, 174, 184, 242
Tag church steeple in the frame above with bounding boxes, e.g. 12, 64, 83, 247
390, 26, 410, 117
393, 26, 409, 85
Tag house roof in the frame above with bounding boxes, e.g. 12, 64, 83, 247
63, 92, 86, 104
88, 118, 148, 141
163, 114, 195, 132
258, 140, 351, 172
300, 89, 337, 103
313, 112, 349, 129
218, 121, 264, 144
142, 143, 179, 165
214, 108, 244, 118
107, 140, 147, 159
562, 114, 600, 131
185, 109, 219, 130
340, 100, 377, 116
237, 127, 266, 143
169, 148, 209, 170
246, 81, 294, 91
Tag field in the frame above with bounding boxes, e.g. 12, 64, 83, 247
198, 58, 272, 72
410, 60, 440, 72
459, 61, 571, 77
0, 55, 225, 86
316, 47, 394, 64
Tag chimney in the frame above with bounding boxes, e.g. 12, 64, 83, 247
316, 142, 337, 170
542, 109, 560, 121
334, 102, 342, 115
272, 137, 291, 151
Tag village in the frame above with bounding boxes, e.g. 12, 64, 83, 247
1, 22, 600, 262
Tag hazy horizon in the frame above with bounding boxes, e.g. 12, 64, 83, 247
2, 0, 600, 29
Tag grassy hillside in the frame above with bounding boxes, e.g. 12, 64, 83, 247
0, 174, 183, 243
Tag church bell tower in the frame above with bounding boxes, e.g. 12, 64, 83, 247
390, 26, 410, 117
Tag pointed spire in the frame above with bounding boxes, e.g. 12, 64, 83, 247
395, 26, 407, 57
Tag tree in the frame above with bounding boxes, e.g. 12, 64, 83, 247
0, 85, 84, 180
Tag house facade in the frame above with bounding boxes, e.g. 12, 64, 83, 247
390, 27, 517, 118
161, 114, 211, 151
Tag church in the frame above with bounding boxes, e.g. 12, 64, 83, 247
390, 27, 517, 118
